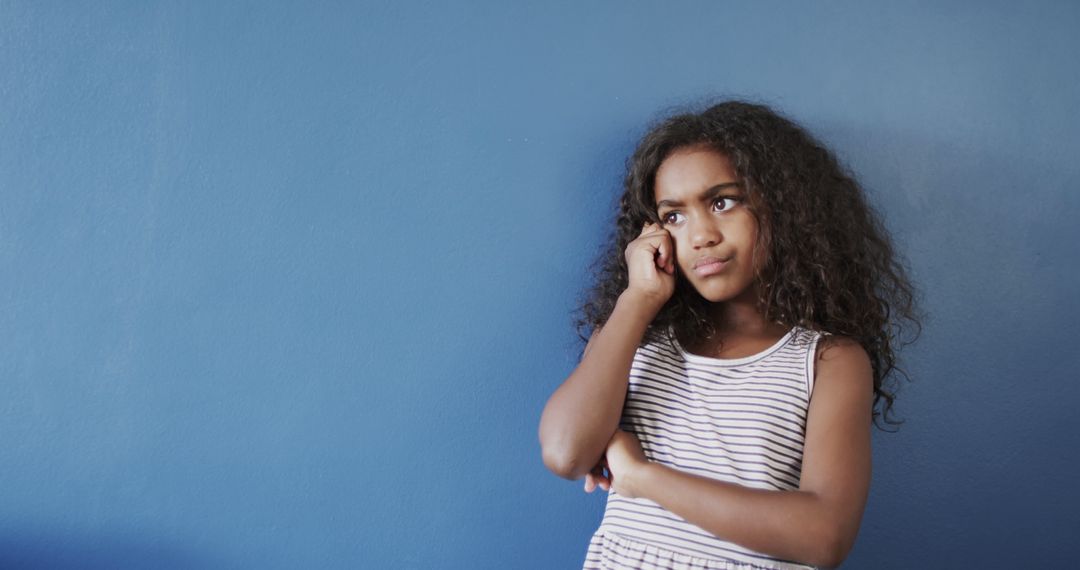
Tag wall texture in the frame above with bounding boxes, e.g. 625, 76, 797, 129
1, 1, 1077, 568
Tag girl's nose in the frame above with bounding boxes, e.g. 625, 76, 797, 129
690, 218, 722, 249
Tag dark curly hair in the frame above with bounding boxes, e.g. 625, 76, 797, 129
573, 100, 923, 432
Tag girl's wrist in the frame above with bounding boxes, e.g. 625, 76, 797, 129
617, 289, 665, 321
626, 460, 663, 500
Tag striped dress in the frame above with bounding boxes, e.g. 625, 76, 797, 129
583, 325, 827, 570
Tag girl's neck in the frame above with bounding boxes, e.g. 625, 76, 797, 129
680, 299, 790, 360
707, 297, 780, 338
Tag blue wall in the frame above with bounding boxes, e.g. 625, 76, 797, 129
2, 1, 1077, 568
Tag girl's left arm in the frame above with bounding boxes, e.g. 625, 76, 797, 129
603, 338, 873, 569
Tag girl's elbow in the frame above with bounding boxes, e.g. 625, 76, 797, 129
540, 443, 586, 480
540, 433, 600, 479
812, 526, 854, 569
810, 548, 842, 570
538, 427, 572, 479
803, 545, 840, 569
538, 422, 594, 479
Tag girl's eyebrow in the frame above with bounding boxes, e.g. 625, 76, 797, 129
656, 182, 742, 210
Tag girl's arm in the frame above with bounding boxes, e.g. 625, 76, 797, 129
605, 337, 874, 569
538, 289, 662, 480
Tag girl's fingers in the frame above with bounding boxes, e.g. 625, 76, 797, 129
596, 462, 611, 490
584, 457, 612, 493
639, 222, 671, 264
642, 221, 662, 236
588, 473, 609, 492
650, 230, 674, 274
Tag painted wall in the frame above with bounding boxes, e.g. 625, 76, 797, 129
1, 1, 1077, 568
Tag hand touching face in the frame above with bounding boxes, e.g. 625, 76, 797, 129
623, 222, 677, 311
653, 146, 763, 305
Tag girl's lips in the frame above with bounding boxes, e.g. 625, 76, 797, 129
694, 259, 729, 276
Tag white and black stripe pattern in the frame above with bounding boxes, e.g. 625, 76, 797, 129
583, 326, 826, 570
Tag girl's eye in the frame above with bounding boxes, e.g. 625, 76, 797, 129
660, 197, 739, 225
714, 197, 739, 212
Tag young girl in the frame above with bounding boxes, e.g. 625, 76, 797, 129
539, 101, 921, 569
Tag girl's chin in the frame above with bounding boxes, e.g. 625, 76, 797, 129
689, 285, 729, 302
688, 281, 749, 303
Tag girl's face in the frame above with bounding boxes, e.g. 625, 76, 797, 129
654, 145, 765, 305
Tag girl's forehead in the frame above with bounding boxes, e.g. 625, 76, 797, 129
654, 147, 739, 202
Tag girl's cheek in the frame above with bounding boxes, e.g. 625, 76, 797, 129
670, 233, 686, 257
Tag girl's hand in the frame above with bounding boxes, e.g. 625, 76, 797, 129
599, 428, 652, 499
624, 222, 676, 310
583, 457, 610, 493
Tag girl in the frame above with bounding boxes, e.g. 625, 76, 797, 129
538, 101, 921, 569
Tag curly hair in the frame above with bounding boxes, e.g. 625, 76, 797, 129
573, 100, 923, 432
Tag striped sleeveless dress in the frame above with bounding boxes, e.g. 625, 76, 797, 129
583, 325, 827, 570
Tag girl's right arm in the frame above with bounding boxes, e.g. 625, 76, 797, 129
538, 222, 676, 480
538, 291, 660, 480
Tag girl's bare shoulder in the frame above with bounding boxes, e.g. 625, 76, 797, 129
814, 334, 872, 380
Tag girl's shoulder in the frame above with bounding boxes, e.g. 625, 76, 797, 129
813, 333, 872, 379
